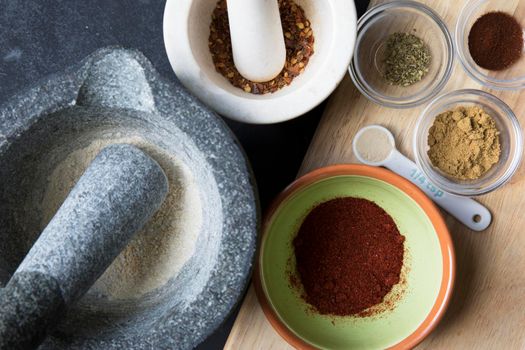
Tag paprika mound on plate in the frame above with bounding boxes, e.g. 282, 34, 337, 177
293, 197, 405, 316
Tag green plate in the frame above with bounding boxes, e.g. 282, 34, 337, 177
258, 167, 454, 350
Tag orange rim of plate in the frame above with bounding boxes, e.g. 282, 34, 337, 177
254, 164, 455, 350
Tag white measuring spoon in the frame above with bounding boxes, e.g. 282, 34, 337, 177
352, 125, 491, 231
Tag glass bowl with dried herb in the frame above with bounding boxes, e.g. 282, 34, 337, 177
414, 89, 523, 196
349, 1, 454, 108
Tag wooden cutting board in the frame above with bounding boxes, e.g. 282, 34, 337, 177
225, 0, 525, 348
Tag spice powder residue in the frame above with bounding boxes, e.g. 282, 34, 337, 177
41, 135, 202, 299
427, 106, 501, 180
209, 0, 314, 94
354, 128, 394, 163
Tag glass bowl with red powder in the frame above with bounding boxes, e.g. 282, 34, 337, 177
456, 0, 525, 90
349, 1, 454, 108
255, 165, 455, 350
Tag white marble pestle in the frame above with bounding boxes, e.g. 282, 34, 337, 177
227, 0, 286, 82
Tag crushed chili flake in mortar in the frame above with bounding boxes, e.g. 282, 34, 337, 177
209, 0, 314, 94
292, 197, 405, 316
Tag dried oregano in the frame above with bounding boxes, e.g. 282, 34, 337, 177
383, 32, 431, 87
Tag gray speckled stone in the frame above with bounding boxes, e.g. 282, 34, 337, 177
19, 144, 168, 304
0, 272, 64, 350
0, 144, 168, 349
0, 47, 259, 349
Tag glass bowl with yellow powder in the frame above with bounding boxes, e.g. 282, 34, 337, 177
414, 89, 523, 196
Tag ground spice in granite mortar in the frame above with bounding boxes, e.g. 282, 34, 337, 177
42, 135, 202, 299
468, 12, 523, 71
209, 0, 314, 94
292, 197, 405, 316
428, 106, 501, 180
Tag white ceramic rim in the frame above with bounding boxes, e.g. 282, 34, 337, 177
413, 89, 524, 196
163, 0, 357, 124
455, 0, 525, 91
348, 0, 455, 109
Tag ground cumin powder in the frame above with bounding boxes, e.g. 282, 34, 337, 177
427, 106, 501, 180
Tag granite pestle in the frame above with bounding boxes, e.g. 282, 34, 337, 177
0, 144, 168, 349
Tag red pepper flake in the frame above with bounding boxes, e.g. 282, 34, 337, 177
292, 197, 405, 316
209, 0, 315, 94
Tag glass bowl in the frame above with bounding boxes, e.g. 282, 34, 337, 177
456, 0, 525, 90
349, 1, 454, 108
414, 89, 523, 196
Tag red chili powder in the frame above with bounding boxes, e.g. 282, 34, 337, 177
293, 197, 405, 316
468, 12, 523, 71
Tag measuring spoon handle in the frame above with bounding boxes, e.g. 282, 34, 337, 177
384, 150, 491, 231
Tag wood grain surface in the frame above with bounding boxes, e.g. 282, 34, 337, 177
225, 1, 525, 348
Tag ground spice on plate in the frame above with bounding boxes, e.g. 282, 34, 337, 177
209, 0, 314, 94
383, 32, 431, 87
427, 106, 501, 180
292, 197, 405, 316
468, 12, 523, 71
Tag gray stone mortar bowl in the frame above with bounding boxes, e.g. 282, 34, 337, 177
0, 47, 259, 349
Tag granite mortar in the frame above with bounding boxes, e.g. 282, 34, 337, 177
0, 47, 259, 349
